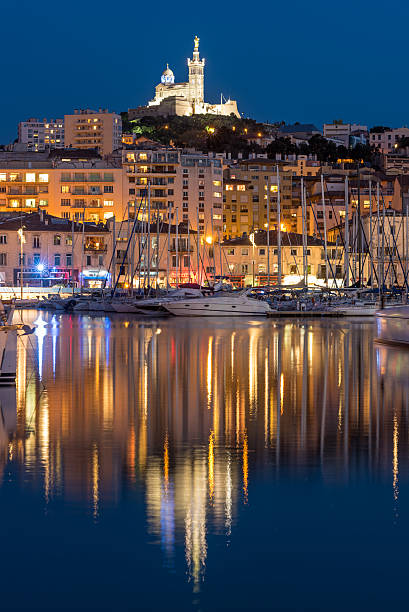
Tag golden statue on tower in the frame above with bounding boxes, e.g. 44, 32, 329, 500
194, 36, 199, 51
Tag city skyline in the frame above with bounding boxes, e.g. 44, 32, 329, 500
2, 0, 409, 143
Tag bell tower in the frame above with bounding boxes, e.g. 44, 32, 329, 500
188, 36, 205, 109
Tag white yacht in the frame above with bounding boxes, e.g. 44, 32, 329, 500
164, 291, 272, 317
376, 305, 409, 345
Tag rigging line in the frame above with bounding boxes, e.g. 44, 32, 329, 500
112, 191, 147, 296
308, 198, 338, 285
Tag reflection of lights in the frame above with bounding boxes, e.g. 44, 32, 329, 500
208, 430, 214, 502
34, 313, 47, 380
207, 336, 213, 409
36, 263, 45, 272
205, 236, 213, 245
243, 433, 248, 504
280, 372, 284, 415
92, 443, 99, 520
393, 414, 399, 503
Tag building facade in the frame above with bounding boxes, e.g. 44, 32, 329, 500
122, 146, 224, 240
370, 127, 409, 154
0, 154, 125, 224
0, 212, 111, 288
18, 118, 64, 151
64, 109, 122, 156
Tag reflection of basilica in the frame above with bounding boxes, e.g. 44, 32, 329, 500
3, 313, 409, 584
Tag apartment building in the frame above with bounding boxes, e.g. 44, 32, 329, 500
64, 109, 122, 156
122, 146, 224, 241
18, 118, 64, 151
369, 127, 409, 154
50, 163, 124, 223
223, 159, 294, 238
0, 212, 111, 287
0, 152, 125, 223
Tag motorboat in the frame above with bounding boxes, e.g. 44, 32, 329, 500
163, 291, 272, 317
376, 305, 409, 345
332, 303, 378, 316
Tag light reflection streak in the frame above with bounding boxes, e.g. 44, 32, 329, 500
393, 413, 399, 503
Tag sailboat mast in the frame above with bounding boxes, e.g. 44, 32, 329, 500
276, 166, 282, 286
345, 176, 349, 288
321, 174, 328, 286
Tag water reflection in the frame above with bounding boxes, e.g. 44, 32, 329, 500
3, 313, 409, 587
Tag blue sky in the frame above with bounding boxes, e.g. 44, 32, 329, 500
1, 0, 408, 142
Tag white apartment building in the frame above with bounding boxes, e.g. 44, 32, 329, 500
18, 118, 64, 151
369, 127, 409, 153
323, 122, 368, 147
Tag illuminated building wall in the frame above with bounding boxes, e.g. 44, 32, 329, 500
64, 109, 122, 156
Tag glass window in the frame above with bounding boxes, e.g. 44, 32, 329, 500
38, 173, 49, 182
104, 200, 114, 207
25, 173, 36, 183
54, 235, 61, 245
54, 254, 61, 266
25, 199, 36, 207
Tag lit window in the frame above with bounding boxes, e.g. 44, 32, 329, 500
213, 214, 222, 220
104, 200, 114, 207
225, 185, 234, 191
139, 153, 148, 160
237, 185, 245, 191
61, 185, 70, 194
25, 173, 36, 183
10, 200, 20, 208
39, 199, 48, 206
39, 173, 49, 183
213, 180, 221, 186
270, 185, 278, 193
140, 166, 148, 173
0, 174, 6, 182
104, 212, 114, 219
25, 199, 36, 207
213, 192, 222, 198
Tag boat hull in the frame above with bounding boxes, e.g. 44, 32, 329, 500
164, 298, 270, 317
376, 307, 409, 345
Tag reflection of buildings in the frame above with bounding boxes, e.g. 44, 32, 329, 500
7, 313, 409, 583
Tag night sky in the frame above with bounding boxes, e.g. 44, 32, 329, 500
2, 0, 408, 142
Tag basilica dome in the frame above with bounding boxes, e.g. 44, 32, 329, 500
161, 64, 175, 84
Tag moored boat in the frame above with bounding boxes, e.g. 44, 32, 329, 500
164, 291, 272, 317
376, 305, 409, 345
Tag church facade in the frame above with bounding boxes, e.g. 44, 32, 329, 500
129, 37, 240, 119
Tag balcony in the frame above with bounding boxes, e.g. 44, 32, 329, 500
84, 244, 107, 253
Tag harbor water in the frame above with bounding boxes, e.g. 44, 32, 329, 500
1, 312, 409, 610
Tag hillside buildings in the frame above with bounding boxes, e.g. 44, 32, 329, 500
323, 122, 368, 147
129, 37, 240, 119
369, 127, 409, 154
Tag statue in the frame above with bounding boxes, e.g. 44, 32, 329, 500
194, 36, 199, 51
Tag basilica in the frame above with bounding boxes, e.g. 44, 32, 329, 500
129, 37, 240, 119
